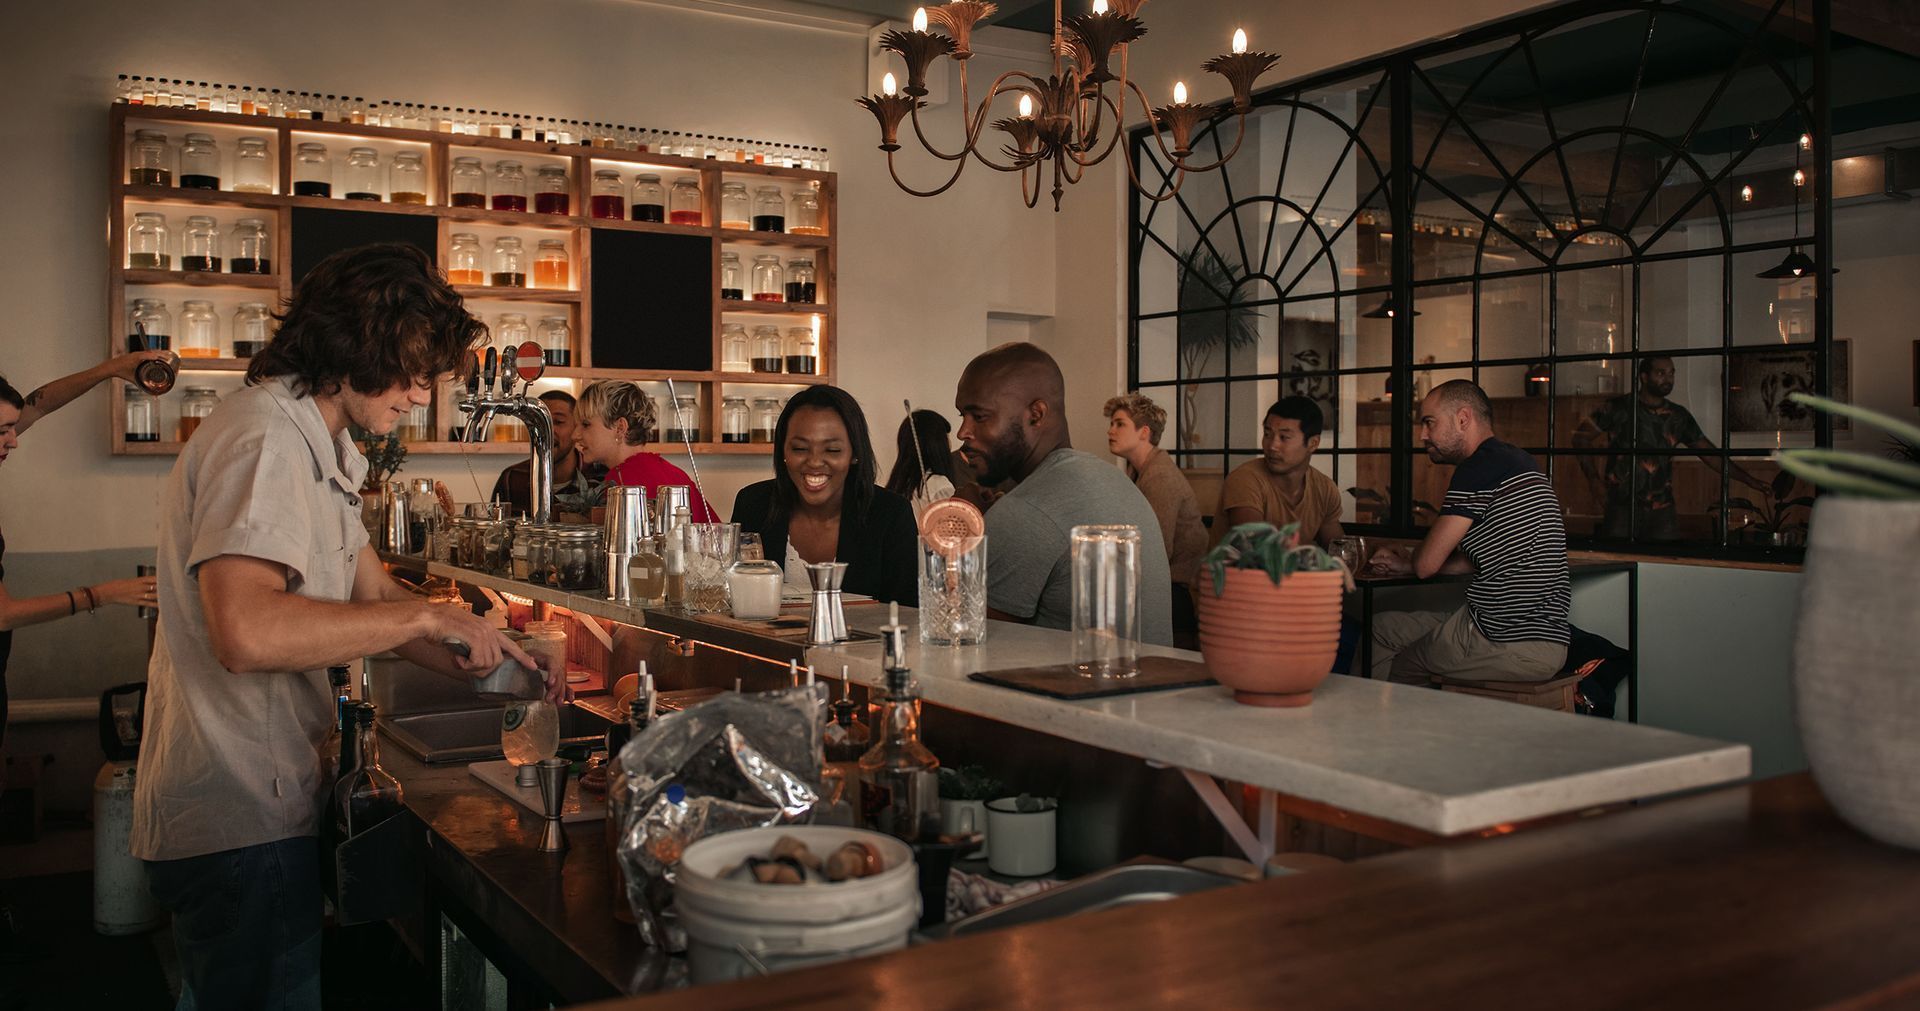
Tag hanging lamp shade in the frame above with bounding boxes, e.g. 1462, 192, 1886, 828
1754, 248, 1832, 279
1362, 297, 1421, 319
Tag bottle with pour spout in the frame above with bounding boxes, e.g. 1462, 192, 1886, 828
606, 665, 655, 923
858, 613, 940, 842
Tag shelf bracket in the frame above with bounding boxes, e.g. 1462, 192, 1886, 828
1178, 767, 1276, 865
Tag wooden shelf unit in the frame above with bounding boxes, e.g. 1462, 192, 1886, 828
108, 104, 837, 457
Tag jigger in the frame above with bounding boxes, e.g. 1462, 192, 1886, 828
535, 757, 570, 853
805, 561, 850, 645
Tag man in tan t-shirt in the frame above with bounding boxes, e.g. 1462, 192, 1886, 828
1213, 396, 1344, 548
1104, 393, 1207, 584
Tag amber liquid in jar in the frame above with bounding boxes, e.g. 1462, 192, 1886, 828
633, 204, 665, 223
785, 355, 816, 375
752, 215, 785, 232
177, 416, 204, 441
128, 253, 170, 269
750, 427, 775, 444
178, 347, 221, 360
447, 268, 484, 285
230, 257, 271, 274
790, 225, 827, 236
750, 357, 783, 374
535, 192, 570, 215
182, 255, 221, 272
450, 192, 486, 209
390, 191, 428, 205
721, 218, 750, 230
668, 210, 702, 225
491, 194, 527, 212
180, 174, 219, 190
294, 181, 332, 197
491, 271, 526, 287
533, 261, 569, 288
590, 195, 625, 219
130, 167, 171, 186
785, 282, 816, 304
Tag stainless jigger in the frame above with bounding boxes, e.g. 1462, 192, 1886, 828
805, 561, 850, 645
535, 757, 570, 853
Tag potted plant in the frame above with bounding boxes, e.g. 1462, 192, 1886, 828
1708, 470, 1815, 546
1174, 244, 1261, 450
1194, 522, 1351, 707
1776, 393, 1920, 849
354, 428, 409, 533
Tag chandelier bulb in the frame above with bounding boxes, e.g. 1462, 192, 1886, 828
1018, 94, 1034, 119
882, 72, 897, 97
1232, 29, 1248, 54
1173, 81, 1188, 104
912, 6, 928, 32
1793, 168, 1805, 187
1741, 184, 1753, 202
1092, 0, 1108, 13
1799, 132, 1812, 151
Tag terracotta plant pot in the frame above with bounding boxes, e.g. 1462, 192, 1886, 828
1194, 568, 1345, 707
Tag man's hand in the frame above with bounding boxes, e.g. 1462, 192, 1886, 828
531, 651, 571, 705
419, 604, 527, 673
1361, 547, 1413, 578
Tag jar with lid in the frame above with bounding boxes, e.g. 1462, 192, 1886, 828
668, 176, 702, 225
389, 152, 426, 204
665, 395, 700, 443
179, 134, 220, 190
233, 137, 273, 193
182, 216, 221, 272
751, 254, 784, 302
128, 298, 172, 352
785, 327, 818, 375
128, 129, 171, 186
727, 558, 784, 620
534, 165, 570, 215
785, 257, 817, 304
229, 218, 271, 274
720, 252, 744, 301
490, 160, 527, 212
752, 186, 786, 232
750, 326, 784, 373
533, 239, 569, 289
630, 174, 666, 222
406, 403, 433, 443
496, 312, 531, 350
341, 147, 380, 200
549, 527, 605, 591
127, 212, 170, 269
537, 316, 571, 367
447, 232, 483, 285
232, 302, 273, 357
515, 523, 554, 582
751, 397, 781, 443
719, 182, 750, 230
790, 183, 824, 235
450, 156, 486, 208
720, 323, 750, 372
491, 237, 526, 287
179, 300, 220, 359
293, 142, 331, 197
591, 169, 625, 220
721, 396, 750, 443
178, 386, 220, 441
123, 386, 159, 443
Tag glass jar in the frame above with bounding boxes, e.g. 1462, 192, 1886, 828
630, 173, 665, 222
720, 323, 750, 372
450, 156, 486, 208
179, 133, 220, 190
127, 212, 170, 269
178, 386, 219, 441
549, 527, 605, 591
491, 237, 526, 287
719, 252, 743, 301
591, 169, 625, 220
790, 183, 824, 235
293, 142, 331, 197
752, 186, 786, 232
727, 559, 785, 620
537, 315, 572, 367
230, 218, 271, 274
750, 326, 783, 373
721, 396, 750, 443
232, 302, 273, 357
123, 385, 158, 443
751, 254, 784, 302
128, 298, 172, 352
751, 397, 781, 443
179, 300, 220, 358
666, 395, 700, 443
785, 257, 817, 304
490, 160, 527, 212
447, 232, 483, 285
343, 147, 381, 200
668, 176, 702, 225
389, 152, 426, 204
406, 404, 432, 443
233, 137, 273, 193
785, 327, 818, 375
719, 182, 750, 230
533, 239, 569, 289
516, 524, 555, 582
128, 129, 171, 186
496, 312, 531, 350
180, 216, 221, 272
534, 165, 570, 215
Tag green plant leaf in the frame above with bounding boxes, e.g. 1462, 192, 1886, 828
1788, 393, 1920, 448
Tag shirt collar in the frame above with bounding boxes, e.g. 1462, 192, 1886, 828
263, 376, 370, 495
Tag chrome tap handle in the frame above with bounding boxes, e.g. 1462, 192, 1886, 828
500, 346, 517, 395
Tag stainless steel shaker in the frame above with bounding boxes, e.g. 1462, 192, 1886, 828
604, 486, 649, 603
381, 481, 410, 554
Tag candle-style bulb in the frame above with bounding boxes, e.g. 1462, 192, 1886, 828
1793, 168, 1805, 187
882, 72, 898, 97
889, 600, 900, 626
1173, 81, 1188, 105
1092, 0, 1108, 12
1018, 94, 1034, 119
1232, 28, 1248, 54
913, 6, 928, 32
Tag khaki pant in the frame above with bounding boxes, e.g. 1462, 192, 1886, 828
1371, 605, 1567, 685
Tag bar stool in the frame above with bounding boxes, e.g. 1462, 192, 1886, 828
1429, 670, 1588, 712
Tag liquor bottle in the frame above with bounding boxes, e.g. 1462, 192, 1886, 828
335, 704, 404, 838
857, 625, 940, 842
819, 677, 870, 825
320, 665, 352, 783
606, 667, 654, 923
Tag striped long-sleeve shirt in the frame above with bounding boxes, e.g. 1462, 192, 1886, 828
1441, 438, 1570, 644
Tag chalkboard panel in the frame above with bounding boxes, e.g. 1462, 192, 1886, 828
290, 207, 438, 284
590, 230, 713, 372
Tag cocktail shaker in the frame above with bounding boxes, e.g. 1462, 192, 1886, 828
136, 564, 156, 620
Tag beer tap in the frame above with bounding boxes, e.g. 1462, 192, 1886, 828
457, 340, 555, 523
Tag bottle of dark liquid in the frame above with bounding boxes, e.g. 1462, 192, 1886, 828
820, 679, 871, 825
321, 665, 352, 784
335, 704, 404, 838
606, 668, 654, 923
857, 661, 940, 843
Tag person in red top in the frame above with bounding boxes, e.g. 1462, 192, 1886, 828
574, 380, 713, 522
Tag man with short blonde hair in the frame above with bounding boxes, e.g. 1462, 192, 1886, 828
1105, 393, 1207, 639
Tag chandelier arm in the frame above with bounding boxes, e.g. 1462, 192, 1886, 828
1117, 78, 1250, 174
885, 146, 974, 198
1109, 108, 1192, 204
1062, 91, 1128, 168
904, 69, 1047, 164
1157, 110, 1250, 174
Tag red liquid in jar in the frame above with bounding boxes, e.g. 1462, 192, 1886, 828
591, 195, 625, 220
491, 194, 528, 212
535, 192, 570, 215
451, 192, 486, 208
752, 293, 784, 302
669, 210, 702, 225
633, 204, 665, 223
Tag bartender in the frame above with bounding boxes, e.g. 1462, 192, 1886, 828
130, 244, 561, 1011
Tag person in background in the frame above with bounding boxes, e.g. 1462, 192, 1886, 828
955, 342, 1173, 645
883, 409, 959, 505
733, 386, 918, 604
1104, 393, 1207, 643
1213, 396, 1344, 549
1362, 380, 1569, 684
574, 380, 711, 523
132, 243, 560, 1011
488, 389, 604, 522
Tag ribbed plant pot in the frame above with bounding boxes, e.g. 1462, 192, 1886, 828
1793, 498, 1920, 849
1194, 568, 1345, 707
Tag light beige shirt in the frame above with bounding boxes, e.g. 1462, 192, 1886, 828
131, 377, 370, 861
1127, 448, 1209, 586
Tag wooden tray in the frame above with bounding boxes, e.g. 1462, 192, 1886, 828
969, 656, 1215, 700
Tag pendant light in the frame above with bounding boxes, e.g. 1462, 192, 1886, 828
1756, 0, 1834, 279
1361, 297, 1420, 319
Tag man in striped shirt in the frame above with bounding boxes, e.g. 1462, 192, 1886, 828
1364, 381, 1570, 684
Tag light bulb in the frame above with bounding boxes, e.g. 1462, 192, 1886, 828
882, 72, 897, 97
1741, 184, 1754, 202
1092, 0, 1108, 12
1173, 81, 1188, 104
1232, 28, 1248, 54
912, 7, 927, 31
1799, 132, 1812, 151
1018, 94, 1034, 119
1793, 168, 1805, 187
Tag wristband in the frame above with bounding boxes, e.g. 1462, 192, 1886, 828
82, 586, 98, 613
66, 590, 77, 616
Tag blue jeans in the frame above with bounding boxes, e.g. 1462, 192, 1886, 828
145, 836, 323, 1011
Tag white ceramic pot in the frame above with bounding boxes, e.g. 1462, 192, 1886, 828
940, 798, 988, 859
1792, 498, 1920, 849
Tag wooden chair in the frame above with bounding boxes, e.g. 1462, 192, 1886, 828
1430, 669, 1588, 712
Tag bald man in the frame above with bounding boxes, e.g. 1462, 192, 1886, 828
954, 342, 1173, 645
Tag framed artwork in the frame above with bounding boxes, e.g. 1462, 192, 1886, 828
1730, 341, 1850, 433
1280, 317, 1340, 440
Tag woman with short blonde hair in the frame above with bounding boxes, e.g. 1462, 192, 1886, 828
574, 380, 712, 521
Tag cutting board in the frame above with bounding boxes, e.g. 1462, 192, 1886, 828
969, 656, 1216, 700
468, 759, 606, 823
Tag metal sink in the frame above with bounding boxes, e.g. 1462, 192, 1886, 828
924, 863, 1243, 940
380, 704, 613, 764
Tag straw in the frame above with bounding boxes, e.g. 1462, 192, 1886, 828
664, 377, 716, 521
903, 398, 930, 495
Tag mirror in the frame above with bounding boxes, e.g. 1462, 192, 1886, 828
516, 341, 546, 383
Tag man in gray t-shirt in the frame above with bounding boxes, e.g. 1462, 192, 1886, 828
955, 343, 1173, 645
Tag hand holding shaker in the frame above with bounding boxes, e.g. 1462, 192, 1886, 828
1071, 525, 1142, 678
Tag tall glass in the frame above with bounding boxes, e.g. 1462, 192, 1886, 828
681, 522, 738, 613
918, 535, 987, 646
1071, 525, 1141, 678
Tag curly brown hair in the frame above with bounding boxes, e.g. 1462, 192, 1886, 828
1103, 392, 1167, 446
247, 242, 484, 397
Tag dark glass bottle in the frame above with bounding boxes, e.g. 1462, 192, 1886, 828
335, 704, 404, 838
606, 669, 654, 923
857, 666, 939, 842
321, 665, 352, 784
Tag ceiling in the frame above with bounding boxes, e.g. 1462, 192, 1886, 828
804, 0, 1060, 33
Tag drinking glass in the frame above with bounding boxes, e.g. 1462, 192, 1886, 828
919, 535, 987, 646
1328, 537, 1365, 574
1071, 525, 1141, 678
737, 532, 764, 562
682, 523, 738, 613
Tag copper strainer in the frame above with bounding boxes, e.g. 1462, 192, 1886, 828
920, 497, 984, 591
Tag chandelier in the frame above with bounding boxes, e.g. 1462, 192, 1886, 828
857, 0, 1279, 211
